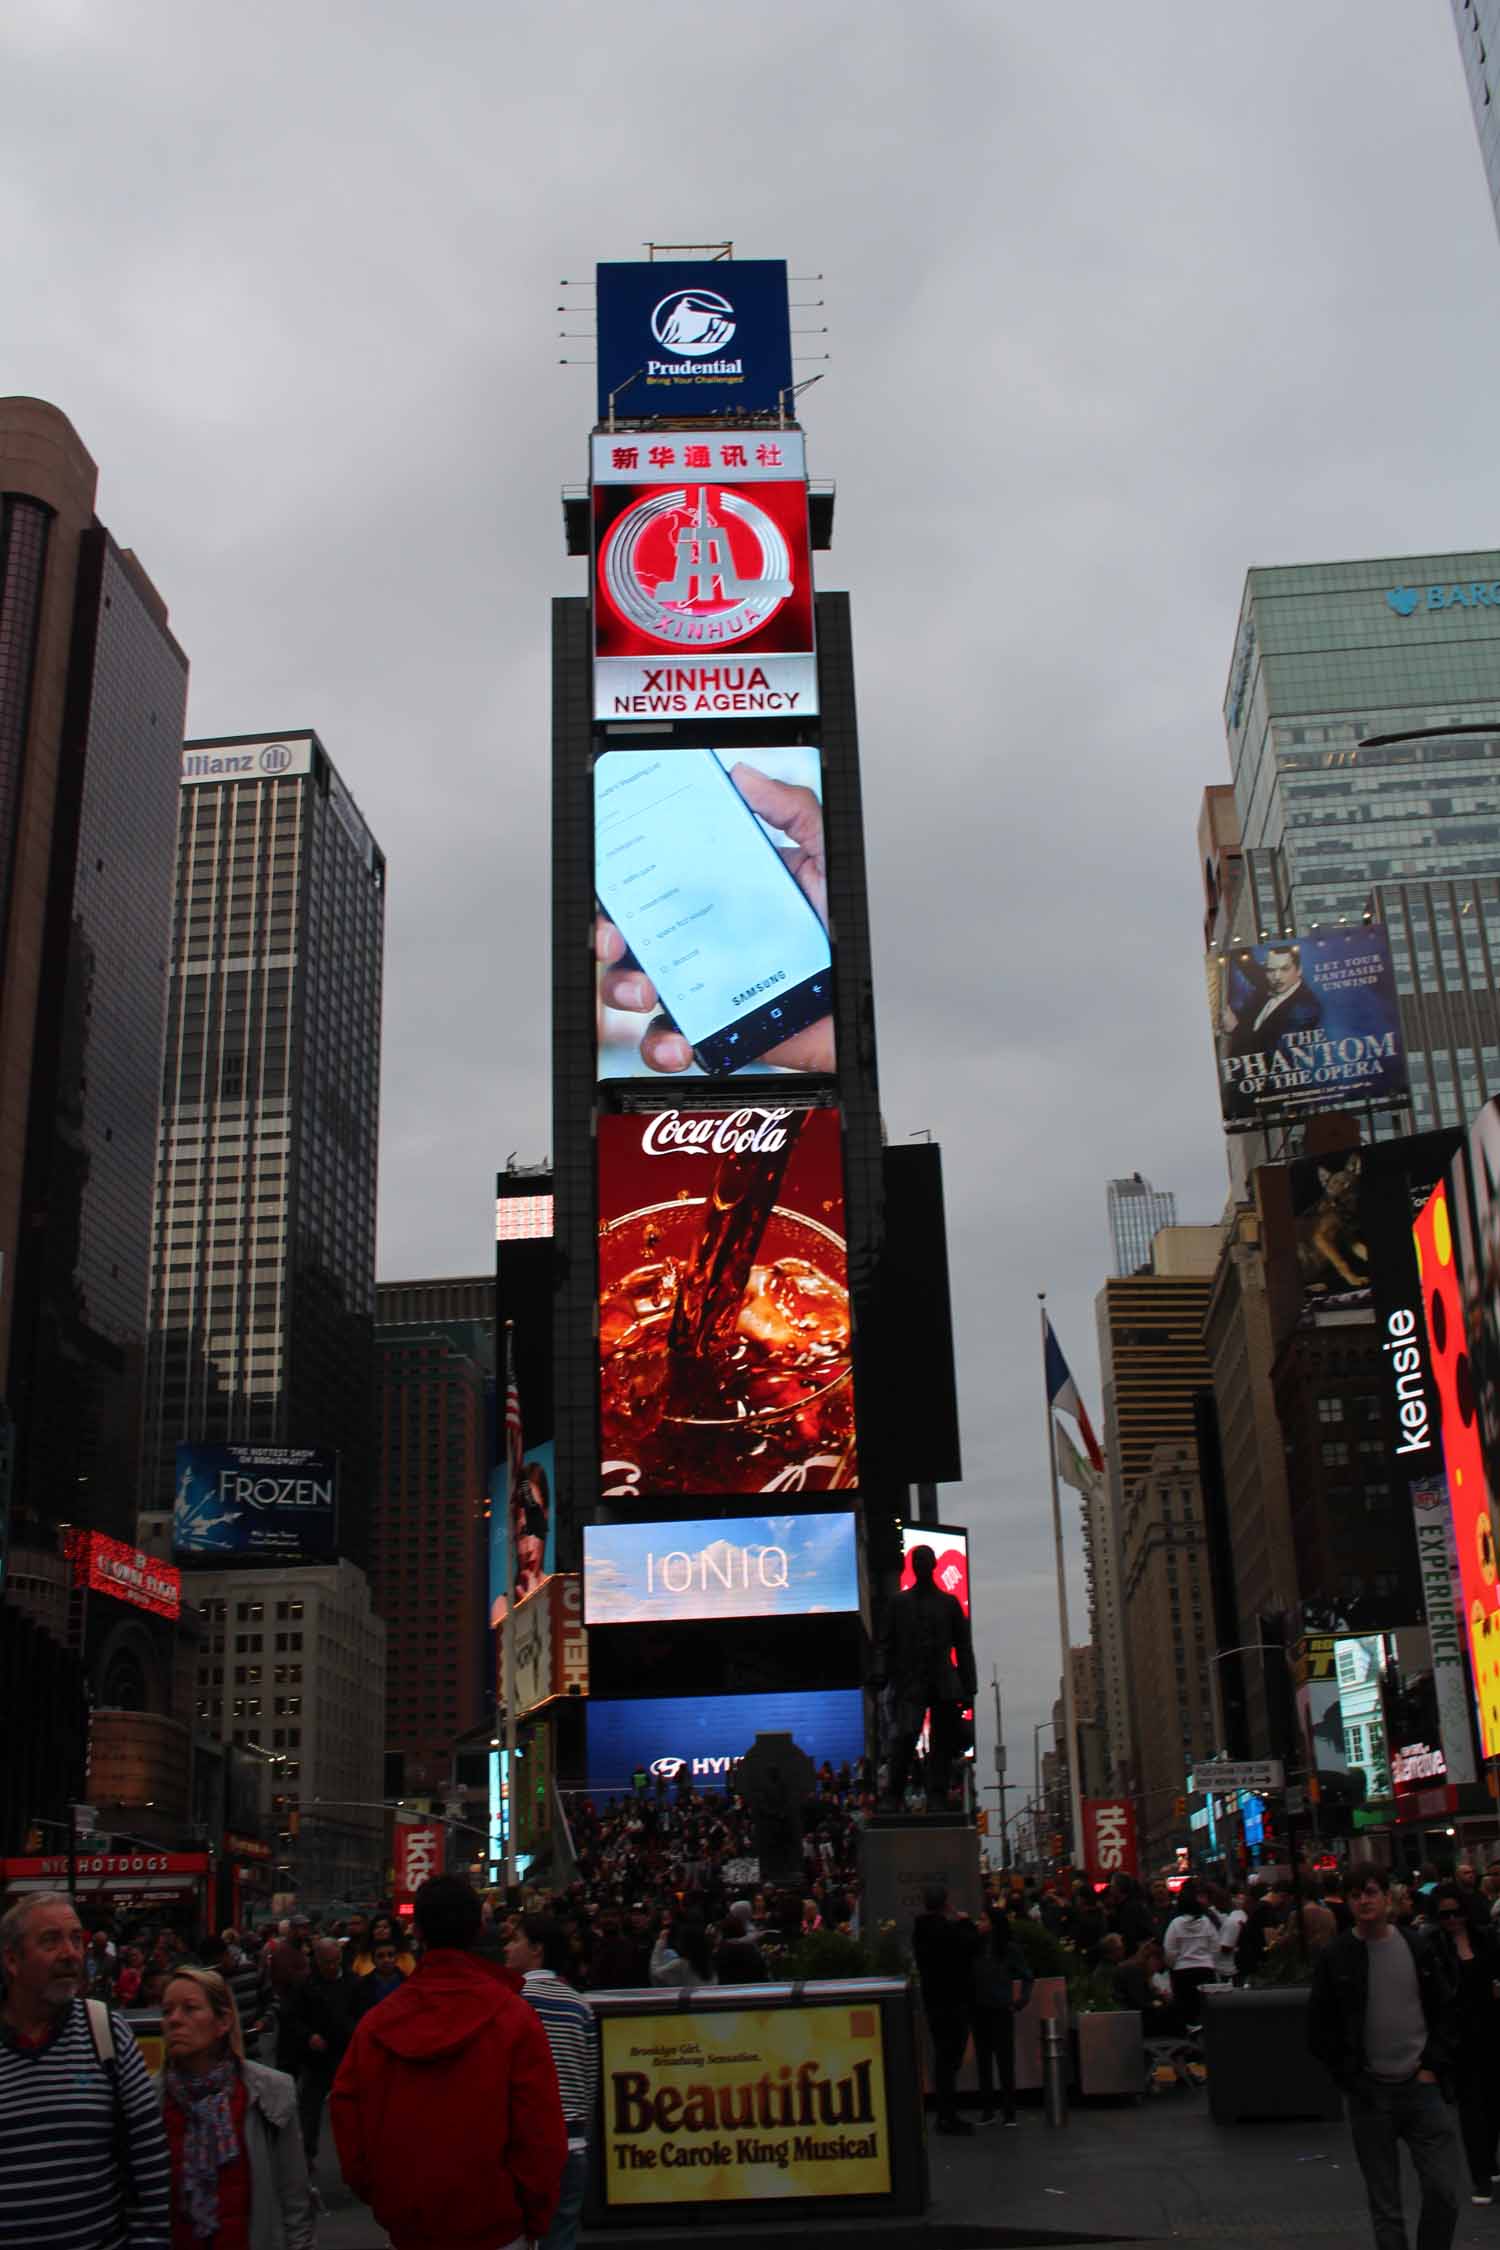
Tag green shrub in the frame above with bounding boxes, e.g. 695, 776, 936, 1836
1008, 1914, 1071, 1980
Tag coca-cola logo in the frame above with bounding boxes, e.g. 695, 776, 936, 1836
640, 1107, 792, 1158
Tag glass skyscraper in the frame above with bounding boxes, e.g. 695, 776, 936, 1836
140, 732, 385, 1565
1106, 1174, 1178, 1276
1221, 552, 1500, 1128
1453, 0, 1500, 242
0, 399, 189, 1560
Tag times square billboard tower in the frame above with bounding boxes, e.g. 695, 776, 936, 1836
541, 247, 964, 1817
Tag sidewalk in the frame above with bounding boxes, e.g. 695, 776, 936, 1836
312, 2090, 1498, 2248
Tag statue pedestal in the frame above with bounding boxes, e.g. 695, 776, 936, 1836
858, 1814, 982, 1941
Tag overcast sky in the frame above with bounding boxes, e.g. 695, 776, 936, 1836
8, 0, 1500, 1827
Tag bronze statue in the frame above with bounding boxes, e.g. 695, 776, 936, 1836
878, 1544, 976, 1812
735, 1731, 816, 1885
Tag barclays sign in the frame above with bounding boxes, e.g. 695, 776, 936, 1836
1386, 582, 1500, 617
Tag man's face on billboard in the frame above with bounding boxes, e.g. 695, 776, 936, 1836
1265, 950, 1300, 995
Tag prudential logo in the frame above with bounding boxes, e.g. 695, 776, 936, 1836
650, 288, 736, 357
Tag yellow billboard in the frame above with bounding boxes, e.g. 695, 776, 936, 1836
601, 2004, 890, 2204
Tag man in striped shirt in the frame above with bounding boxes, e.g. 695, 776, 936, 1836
0, 1889, 171, 2248
507, 1916, 598, 2250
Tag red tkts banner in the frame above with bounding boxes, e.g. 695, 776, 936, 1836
1081, 1798, 1138, 1879
596, 1106, 855, 1501
393, 1821, 443, 1899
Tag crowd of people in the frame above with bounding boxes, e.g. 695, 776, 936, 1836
7, 1824, 1500, 2250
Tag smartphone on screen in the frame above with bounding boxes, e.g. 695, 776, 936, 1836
594, 748, 833, 1076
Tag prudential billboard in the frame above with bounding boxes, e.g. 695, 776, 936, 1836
595, 260, 793, 421
174, 1443, 338, 1565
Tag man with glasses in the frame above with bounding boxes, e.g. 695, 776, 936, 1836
1309, 1863, 1461, 2249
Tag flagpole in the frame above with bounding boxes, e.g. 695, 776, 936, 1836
1040, 1296, 1086, 1871
503, 1322, 518, 1894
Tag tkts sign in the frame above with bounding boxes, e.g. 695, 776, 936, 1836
1081, 1798, 1138, 1879
393, 1821, 443, 1900
590, 431, 816, 721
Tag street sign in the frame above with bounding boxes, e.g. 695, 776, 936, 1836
1190, 1760, 1284, 1795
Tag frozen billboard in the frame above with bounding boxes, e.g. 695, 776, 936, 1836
591, 432, 816, 722
173, 1443, 337, 1564
1208, 928, 1408, 1130
596, 1105, 856, 1501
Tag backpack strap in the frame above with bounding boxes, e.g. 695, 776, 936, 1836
85, 1997, 116, 2065
83, 2000, 135, 2210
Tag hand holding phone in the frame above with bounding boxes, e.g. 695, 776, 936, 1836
595, 756, 833, 1075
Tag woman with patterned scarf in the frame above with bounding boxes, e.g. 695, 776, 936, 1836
159, 1966, 315, 2248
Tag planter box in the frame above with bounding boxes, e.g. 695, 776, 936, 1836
1200, 1985, 1342, 2124
1075, 2008, 1145, 2097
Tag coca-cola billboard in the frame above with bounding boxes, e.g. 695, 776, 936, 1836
596, 1105, 855, 1501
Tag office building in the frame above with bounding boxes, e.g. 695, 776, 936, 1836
1106, 1174, 1178, 1276
1453, 1, 1500, 240
140, 733, 385, 1566
1367, 875, 1500, 1128
1095, 1227, 1219, 1786
1120, 1441, 1218, 1863
188, 1560, 385, 1899
0, 398, 188, 1558
1221, 553, 1500, 1129
372, 1313, 490, 1795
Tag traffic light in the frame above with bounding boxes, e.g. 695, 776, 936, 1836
1173, 1796, 1187, 1822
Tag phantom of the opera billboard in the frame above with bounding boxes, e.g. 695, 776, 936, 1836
599, 2001, 890, 2207
1415, 1101, 1500, 1757
173, 1443, 338, 1564
591, 432, 816, 722
595, 746, 833, 1081
583, 1512, 860, 1627
597, 1106, 855, 1502
1208, 928, 1408, 1130
594, 259, 794, 423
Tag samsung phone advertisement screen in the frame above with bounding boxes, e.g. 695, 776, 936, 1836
595, 746, 833, 1079
583, 1512, 859, 1626
585, 1688, 865, 1797
597, 1105, 856, 1502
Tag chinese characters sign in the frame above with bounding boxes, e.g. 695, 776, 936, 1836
1081, 1797, 1138, 1879
590, 433, 816, 722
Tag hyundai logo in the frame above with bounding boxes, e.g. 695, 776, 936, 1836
259, 743, 293, 773
650, 289, 735, 358
649, 1755, 686, 1779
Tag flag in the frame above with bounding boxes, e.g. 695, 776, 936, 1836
504, 1324, 524, 1497
1055, 1418, 1100, 1496
1044, 1317, 1104, 1471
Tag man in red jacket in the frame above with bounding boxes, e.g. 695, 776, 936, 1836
331, 1875, 566, 2249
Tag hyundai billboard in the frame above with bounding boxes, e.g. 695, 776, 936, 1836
585, 1688, 865, 1798
173, 1444, 337, 1564
597, 1105, 855, 1501
591, 432, 816, 722
595, 259, 793, 422
595, 745, 833, 1080
583, 1512, 859, 1626
1208, 928, 1408, 1129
